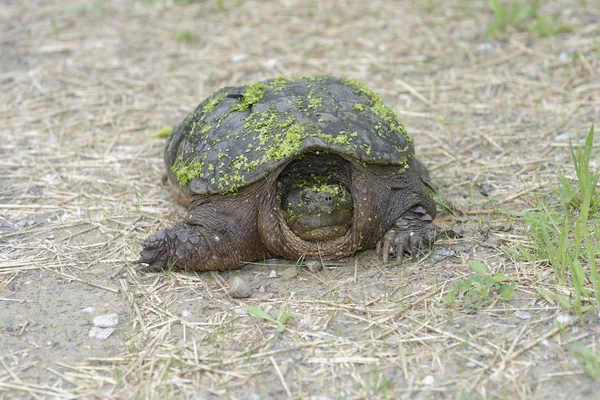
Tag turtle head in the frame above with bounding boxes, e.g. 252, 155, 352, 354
281, 177, 353, 242
276, 151, 354, 241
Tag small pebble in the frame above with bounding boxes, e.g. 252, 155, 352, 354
80, 307, 95, 314
89, 327, 115, 340
422, 375, 434, 385
16, 219, 35, 227
0, 222, 12, 230
227, 276, 252, 298
555, 313, 575, 325
180, 310, 192, 318
514, 310, 531, 320
234, 307, 248, 315
93, 313, 119, 328
269, 270, 277, 278
263, 59, 277, 68
432, 248, 456, 263
486, 235, 502, 246
230, 54, 247, 63
555, 132, 571, 141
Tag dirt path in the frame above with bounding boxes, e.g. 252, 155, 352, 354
1, 0, 599, 398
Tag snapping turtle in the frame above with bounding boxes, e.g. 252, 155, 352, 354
139, 76, 436, 271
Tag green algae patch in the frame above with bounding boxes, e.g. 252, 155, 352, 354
148, 124, 174, 138
190, 120, 213, 136
331, 131, 353, 147
218, 173, 246, 194
263, 76, 301, 92
224, 123, 359, 186
288, 174, 349, 197
202, 93, 226, 114
308, 97, 323, 110
353, 103, 365, 111
265, 123, 306, 161
231, 82, 266, 112
342, 78, 411, 143
276, 116, 296, 131
224, 121, 310, 181
244, 110, 280, 144
171, 156, 206, 187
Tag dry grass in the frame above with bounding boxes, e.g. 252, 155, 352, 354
1, 0, 599, 398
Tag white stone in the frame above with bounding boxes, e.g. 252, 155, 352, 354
555, 314, 575, 325
514, 310, 531, 320
89, 327, 115, 340
264, 59, 277, 68
81, 307, 96, 314
422, 375, 434, 385
93, 313, 119, 328
555, 132, 570, 141
269, 270, 277, 278
230, 54, 247, 63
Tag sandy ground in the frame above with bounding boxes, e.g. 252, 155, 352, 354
1, 0, 600, 398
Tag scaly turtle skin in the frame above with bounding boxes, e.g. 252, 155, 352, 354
140, 76, 436, 271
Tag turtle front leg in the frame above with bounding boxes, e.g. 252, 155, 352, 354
140, 224, 224, 271
377, 205, 436, 262
139, 194, 268, 271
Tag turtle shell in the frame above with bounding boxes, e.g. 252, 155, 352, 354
165, 76, 414, 196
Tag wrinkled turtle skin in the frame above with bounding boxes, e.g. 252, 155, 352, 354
140, 76, 436, 271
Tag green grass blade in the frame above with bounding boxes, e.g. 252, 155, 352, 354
572, 341, 600, 381
585, 237, 600, 306
247, 306, 277, 323
468, 260, 487, 275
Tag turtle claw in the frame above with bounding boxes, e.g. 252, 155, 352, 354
139, 231, 170, 271
139, 228, 192, 271
377, 206, 436, 263
139, 224, 220, 271
378, 225, 435, 263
